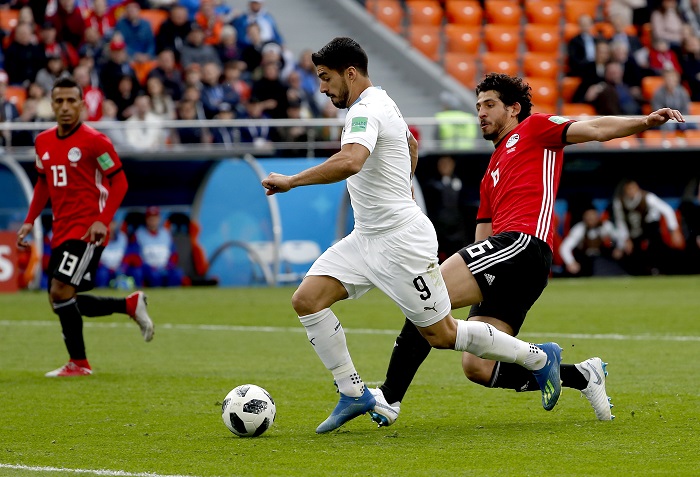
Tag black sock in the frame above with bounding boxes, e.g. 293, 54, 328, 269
76, 295, 127, 317
490, 361, 540, 392
491, 362, 589, 391
53, 297, 86, 360
561, 364, 588, 390
379, 318, 432, 404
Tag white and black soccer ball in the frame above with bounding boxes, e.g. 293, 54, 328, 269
222, 384, 276, 437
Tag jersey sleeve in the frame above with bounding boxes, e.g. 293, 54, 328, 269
528, 113, 575, 149
92, 132, 123, 177
341, 103, 379, 154
476, 173, 492, 222
33, 139, 46, 176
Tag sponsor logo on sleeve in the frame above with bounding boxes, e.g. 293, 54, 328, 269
350, 117, 368, 132
548, 116, 569, 124
97, 152, 115, 171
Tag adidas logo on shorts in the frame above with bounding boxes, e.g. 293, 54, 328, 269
484, 273, 495, 286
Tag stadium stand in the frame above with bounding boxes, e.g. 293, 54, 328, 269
445, 0, 483, 26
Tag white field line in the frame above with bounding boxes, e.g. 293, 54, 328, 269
0, 463, 209, 477
1, 320, 699, 342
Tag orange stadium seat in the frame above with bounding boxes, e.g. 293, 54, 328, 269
483, 24, 520, 53
642, 130, 676, 148
690, 102, 700, 115
560, 103, 596, 117
0, 9, 19, 33
132, 60, 158, 86
140, 9, 169, 35
563, 0, 599, 24
563, 23, 581, 42
525, 77, 558, 113
485, 0, 522, 25
523, 52, 559, 79
407, 26, 441, 61
445, 0, 483, 25
594, 22, 615, 39
368, 0, 404, 33
444, 24, 481, 54
561, 76, 582, 102
444, 53, 478, 88
406, 1, 444, 26
5, 85, 27, 113
482, 52, 519, 76
524, 0, 561, 25
602, 136, 640, 149
524, 24, 560, 53
641, 76, 665, 101
682, 129, 700, 145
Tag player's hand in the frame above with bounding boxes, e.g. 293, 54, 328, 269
16, 223, 33, 248
670, 229, 685, 249
623, 239, 634, 254
566, 261, 581, 275
81, 221, 108, 245
612, 248, 624, 260
645, 108, 685, 128
262, 173, 292, 195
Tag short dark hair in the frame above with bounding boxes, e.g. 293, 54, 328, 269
312, 37, 368, 76
52, 76, 83, 99
476, 73, 532, 122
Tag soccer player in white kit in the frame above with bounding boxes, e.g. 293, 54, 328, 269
262, 37, 562, 433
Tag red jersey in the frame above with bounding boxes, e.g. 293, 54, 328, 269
34, 124, 123, 247
477, 113, 575, 250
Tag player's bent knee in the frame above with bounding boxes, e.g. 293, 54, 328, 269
291, 289, 321, 317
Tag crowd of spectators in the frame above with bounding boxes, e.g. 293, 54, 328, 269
0, 0, 335, 150
567, 0, 700, 124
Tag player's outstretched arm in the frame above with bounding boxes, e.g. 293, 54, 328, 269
565, 108, 685, 144
262, 143, 370, 195
17, 176, 50, 248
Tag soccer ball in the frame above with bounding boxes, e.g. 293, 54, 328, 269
222, 384, 276, 437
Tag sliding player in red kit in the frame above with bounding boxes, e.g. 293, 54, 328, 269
17, 77, 154, 377
367, 73, 684, 424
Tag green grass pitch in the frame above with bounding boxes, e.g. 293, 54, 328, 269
1, 276, 699, 477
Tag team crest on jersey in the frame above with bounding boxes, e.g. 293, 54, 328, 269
505, 134, 519, 148
67, 147, 82, 162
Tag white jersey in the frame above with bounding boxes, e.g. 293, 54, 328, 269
341, 87, 422, 235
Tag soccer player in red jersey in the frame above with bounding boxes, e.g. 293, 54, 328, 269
16, 77, 155, 378
368, 74, 685, 424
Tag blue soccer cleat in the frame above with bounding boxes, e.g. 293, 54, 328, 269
316, 387, 376, 434
532, 342, 562, 411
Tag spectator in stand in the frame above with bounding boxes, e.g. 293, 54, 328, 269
73, 65, 104, 121
681, 0, 700, 37
134, 206, 185, 287
607, 0, 646, 26
14, 5, 41, 40
216, 25, 242, 67
96, 220, 142, 288
27, 82, 54, 121
240, 97, 278, 150
240, 22, 264, 75
148, 49, 184, 101
173, 99, 207, 144
196, 0, 223, 46
200, 60, 239, 118
233, 0, 283, 49
286, 69, 315, 118
115, 0, 156, 63
679, 34, 700, 100
47, 0, 86, 49
0, 70, 21, 147
113, 74, 140, 120
100, 35, 137, 102
99, 99, 128, 148
223, 61, 251, 104
182, 84, 207, 119
649, 37, 683, 74
79, 27, 107, 63
572, 41, 611, 103
35, 52, 68, 93
183, 62, 203, 90
210, 102, 238, 146
567, 15, 598, 78
146, 76, 176, 120
278, 98, 309, 157
609, 13, 643, 56
39, 20, 79, 69
180, 23, 221, 69
4, 22, 45, 86
584, 61, 642, 115
559, 207, 625, 277
609, 40, 644, 101
252, 60, 288, 119
260, 41, 294, 81
155, 4, 192, 59
652, 68, 691, 130
295, 48, 323, 115
650, 0, 686, 53
679, 177, 700, 273
84, 0, 115, 39
125, 94, 166, 150
612, 179, 685, 275
11, 98, 40, 147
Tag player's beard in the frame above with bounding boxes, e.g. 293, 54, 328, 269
482, 124, 499, 141
330, 80, 350, 109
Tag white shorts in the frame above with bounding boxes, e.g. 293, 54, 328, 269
306, 214, 451, 327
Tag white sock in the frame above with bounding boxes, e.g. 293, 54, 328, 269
298, 308, 364, 397
454, 320, 546, 370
